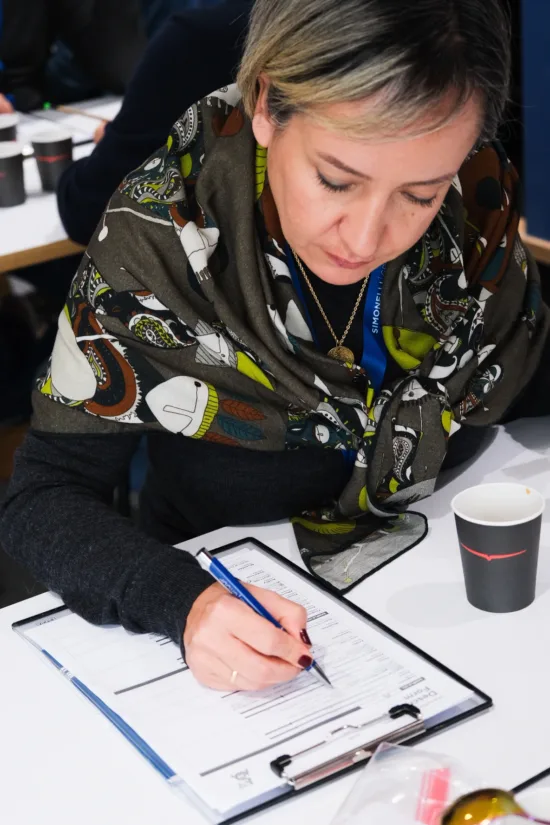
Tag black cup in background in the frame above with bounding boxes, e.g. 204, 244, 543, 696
32, 129, 73, 192
452, 483, 545, 613
0, 113, 18, 142
0, 142, 26, 207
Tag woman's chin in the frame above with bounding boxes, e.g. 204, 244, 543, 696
312, 264, 374, 286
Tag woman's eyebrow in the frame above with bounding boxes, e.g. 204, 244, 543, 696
317, 152, 457, 186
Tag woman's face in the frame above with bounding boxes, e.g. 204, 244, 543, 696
252, 88, 481, 285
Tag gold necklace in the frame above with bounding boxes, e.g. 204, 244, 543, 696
292, 250, 369, 363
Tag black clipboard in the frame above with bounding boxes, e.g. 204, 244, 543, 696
13, 537, 492, 824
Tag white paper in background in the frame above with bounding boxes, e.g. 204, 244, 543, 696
17, 96, 123, 154
20, 544, 479, 818
77, 98, 123, 122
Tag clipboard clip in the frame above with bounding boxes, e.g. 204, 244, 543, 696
270, 703, 423, 791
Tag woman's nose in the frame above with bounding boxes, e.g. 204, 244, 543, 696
339, 200, 386, 261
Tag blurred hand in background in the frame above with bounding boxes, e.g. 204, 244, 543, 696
93, 120, 107, 143
0, 94, 14, 114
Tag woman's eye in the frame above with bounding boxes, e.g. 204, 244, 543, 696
403, 192, 437, 208
316, 172, 352, 193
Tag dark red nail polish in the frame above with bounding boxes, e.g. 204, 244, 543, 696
300, 629, 312, 646
299, 654, 313, 669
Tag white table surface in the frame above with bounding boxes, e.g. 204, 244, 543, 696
1, 417, 549, 824
0, 143, 92, 259
0, 97, 122, 270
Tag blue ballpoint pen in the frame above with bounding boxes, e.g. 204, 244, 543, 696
195, 548, 332, 688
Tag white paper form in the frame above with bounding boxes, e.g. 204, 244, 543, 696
19, 544, 483, 819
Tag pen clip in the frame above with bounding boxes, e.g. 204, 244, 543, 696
195, 548, 214, 572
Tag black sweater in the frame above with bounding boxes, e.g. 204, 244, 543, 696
56, 3, 252, 245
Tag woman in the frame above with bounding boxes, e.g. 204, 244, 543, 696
2, 0, 548, 691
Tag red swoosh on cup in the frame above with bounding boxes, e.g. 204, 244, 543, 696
35, 153, 70, 164
460, 542, 527, 562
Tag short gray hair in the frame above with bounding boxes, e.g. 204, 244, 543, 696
238, 0, 511, 141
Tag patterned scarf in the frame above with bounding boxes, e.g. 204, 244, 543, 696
34, 86, 548, 591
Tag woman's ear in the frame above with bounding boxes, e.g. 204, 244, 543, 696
251, 74, 276, 148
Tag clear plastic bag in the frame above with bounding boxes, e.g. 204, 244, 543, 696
331, 743, 485, 825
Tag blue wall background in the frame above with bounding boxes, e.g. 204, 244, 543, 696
522, 0, 550, 239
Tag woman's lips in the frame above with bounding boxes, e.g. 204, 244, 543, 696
325, 250, 375, 270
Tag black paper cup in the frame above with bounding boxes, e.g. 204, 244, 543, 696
32, 129, 73, 191
452, 482, 545, 613
0, 113, 18, 142
0, 142, 26, 207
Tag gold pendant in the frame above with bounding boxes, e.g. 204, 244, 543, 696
328, 345, 354, 363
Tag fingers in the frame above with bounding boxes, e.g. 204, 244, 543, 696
217, 635, 301, 690
186, 621, 301, 691
0, 94, 14, 114
93, 121, 107, 143
224, 597, 312, 669
190, 640, 300, 692
248, 584, 309, 642
188, 657, 260, 692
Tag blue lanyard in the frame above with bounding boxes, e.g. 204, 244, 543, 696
360, 264, 387, 392
285, 245, 387, 389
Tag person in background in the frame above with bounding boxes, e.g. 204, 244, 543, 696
0, 0, 147, 425
0, 0, 146, 113
2, 0, 549, 693
57, 1, 252, 246
6, 2, 249, 417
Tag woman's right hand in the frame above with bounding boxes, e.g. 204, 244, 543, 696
184, 582, 314, 691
